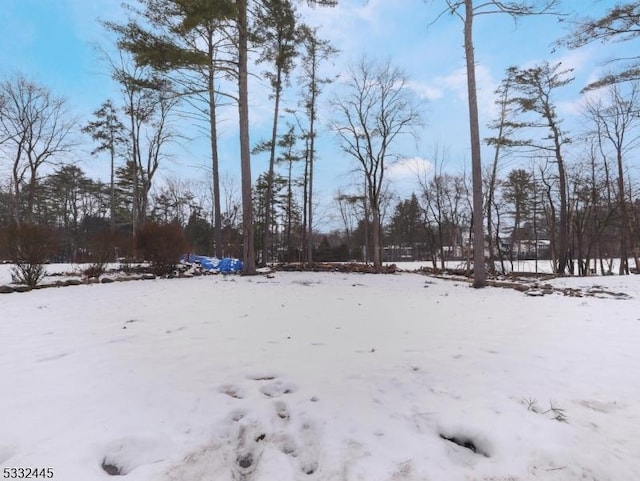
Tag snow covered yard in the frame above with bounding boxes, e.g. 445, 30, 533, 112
1, 271, 639, 480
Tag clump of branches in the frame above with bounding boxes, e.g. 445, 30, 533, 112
1, 223, 57, 287
522, 397, 568, 423
136, 222, 188, 277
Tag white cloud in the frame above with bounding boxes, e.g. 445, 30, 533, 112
407, 80, 444, 100
434, 63, 499, 118
388, 156, 433, 181
385, 156, 433, 199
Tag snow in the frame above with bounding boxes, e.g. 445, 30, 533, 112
1, 268, 640, 480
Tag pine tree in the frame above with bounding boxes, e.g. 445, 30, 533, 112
83, 100, 127, 232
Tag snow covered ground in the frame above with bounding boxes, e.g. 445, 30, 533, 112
1, 269, 639, 480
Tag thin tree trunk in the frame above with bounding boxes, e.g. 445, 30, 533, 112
301, 143, 309, 263
127, 95, 138, 245
263, 69, 283, 266
12, 147, 23, 226
109, 141, 116, 232
627, 177, 640, 272
286, 155, 293, 261
616, 149, 629, 274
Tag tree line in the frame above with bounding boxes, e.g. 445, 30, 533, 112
1, 1, 640, 280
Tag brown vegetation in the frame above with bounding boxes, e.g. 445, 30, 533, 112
136, 222, 188, 276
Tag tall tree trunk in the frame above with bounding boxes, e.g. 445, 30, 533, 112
237, 0, 256, 275
464, 0, 486, 287
263, 69, 283, 266
208, 58, 223, 259
307, 98, 316, 267
552, 125, 569, 274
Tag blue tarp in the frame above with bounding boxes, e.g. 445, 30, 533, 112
182, 254, 243, 273
217, 257, 243, 273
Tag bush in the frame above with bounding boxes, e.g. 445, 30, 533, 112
2, 223, 57, 287
83, 229, 122, 279
136, 222, 188, 276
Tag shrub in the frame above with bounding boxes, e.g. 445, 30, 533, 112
3, 223, 57, 287
136, 222, 188, 276
83, 229, 122, 279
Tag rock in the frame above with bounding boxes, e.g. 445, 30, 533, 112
101, 277, 115, 284
524, 289, 545, 297
13, 285, 32, 293
0, 285, 15, 294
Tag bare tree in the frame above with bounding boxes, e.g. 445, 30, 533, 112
110, 54, 179, 230
566, 147, 613, 276
583, 82, 640, 273
335, 189, 362, 259
0, 75, 75, 225
331, 57, 422, 267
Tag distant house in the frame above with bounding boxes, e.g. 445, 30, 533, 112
383, 245, 413, 262
499, 237, 551, 259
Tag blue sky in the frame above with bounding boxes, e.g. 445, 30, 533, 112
0, 0, 633, 228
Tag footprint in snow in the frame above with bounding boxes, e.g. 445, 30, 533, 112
233, 422, 267, 480
273, 400, 290, 422
296, 418, 321, 475
260, 380, 297, 398
438, 427, 492, 462
228, 409, 248, 422
272, 414, 321, 476
100, 433, 173, 476
247, 373, 277, 381
219, 384, 246, 399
